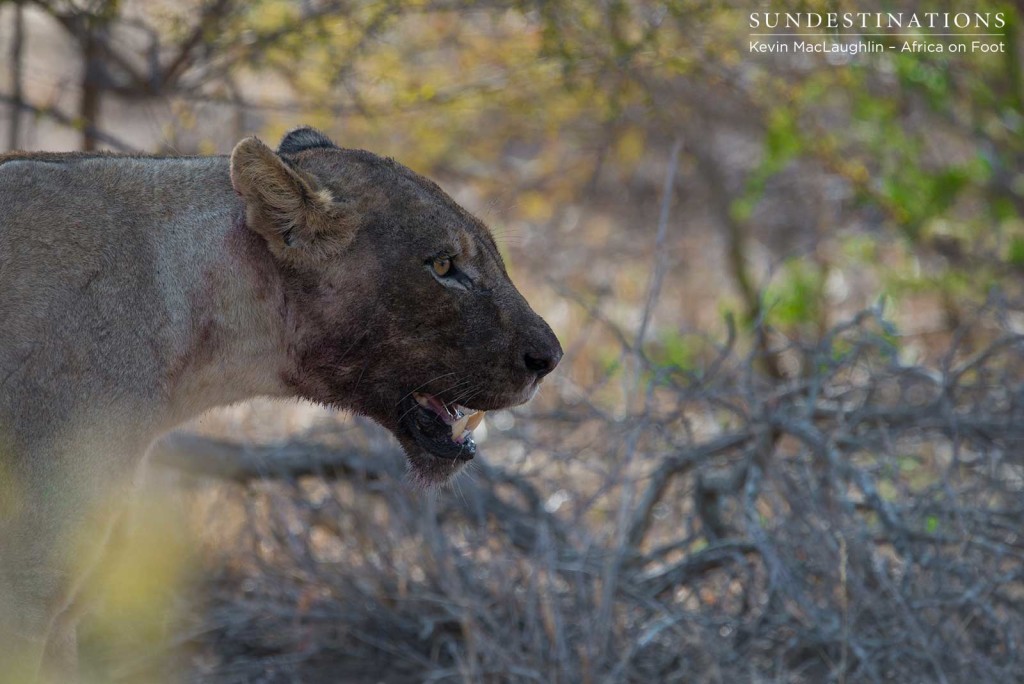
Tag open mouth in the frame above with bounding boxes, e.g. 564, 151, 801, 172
401, 392, 486, 461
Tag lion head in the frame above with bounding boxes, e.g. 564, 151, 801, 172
230, 127, 562, 483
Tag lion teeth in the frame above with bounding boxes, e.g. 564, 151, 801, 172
416, 394, 484, 435
465, 411, 485, 432
450, 414, 470, 437
450, 411, 485, 440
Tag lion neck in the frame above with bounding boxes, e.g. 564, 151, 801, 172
161, 197, 293, 426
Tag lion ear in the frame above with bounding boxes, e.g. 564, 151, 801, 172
278, 126, 338, 155
230, 136, 355, 260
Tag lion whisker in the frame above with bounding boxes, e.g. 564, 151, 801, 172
396, 371, 459, 407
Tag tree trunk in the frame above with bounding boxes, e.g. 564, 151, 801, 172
80, 30, 102, 151
7, 1, 24, 150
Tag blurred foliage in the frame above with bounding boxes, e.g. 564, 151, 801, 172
735, 1, 1024, 335
77, 493, 194, 683
15, 0, 1023, 360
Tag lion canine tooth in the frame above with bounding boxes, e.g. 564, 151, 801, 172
465, 411, 485, 432
450, 414, 470, 437
450, 411, 485, 439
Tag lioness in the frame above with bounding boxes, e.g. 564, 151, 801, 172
0, 127, 561, 681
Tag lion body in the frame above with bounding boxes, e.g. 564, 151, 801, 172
0, 153, 290, 679
0, 130, 561, 681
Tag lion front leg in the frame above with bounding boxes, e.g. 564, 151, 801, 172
40, 615, 80, 684
1, 451, 131, 683
1, 518, 120, 684
0, 558, 73, 683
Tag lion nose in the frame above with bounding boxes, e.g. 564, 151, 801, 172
523, 345, 562, 378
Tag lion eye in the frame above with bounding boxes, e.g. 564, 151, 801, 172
431, 256, 452, 277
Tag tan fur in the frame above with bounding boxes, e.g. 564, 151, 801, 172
0, 150, 288, 681
0, 129, 561, 681
231, 137, 354, 262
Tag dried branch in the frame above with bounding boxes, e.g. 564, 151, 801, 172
0, 94, 138, 151
150, 431, 395, 482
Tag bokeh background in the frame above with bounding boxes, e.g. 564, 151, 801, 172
2, 1, 1024, 682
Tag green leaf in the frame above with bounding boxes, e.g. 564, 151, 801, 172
1008, 236, 1024, 266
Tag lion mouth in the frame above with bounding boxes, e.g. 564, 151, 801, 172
400, 392, 486, 461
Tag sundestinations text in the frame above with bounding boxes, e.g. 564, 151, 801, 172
749, 12, 1005, 30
